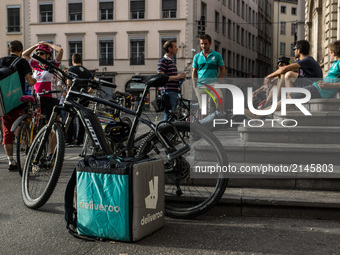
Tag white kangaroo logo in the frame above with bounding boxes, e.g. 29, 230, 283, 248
145, 177, 158, 209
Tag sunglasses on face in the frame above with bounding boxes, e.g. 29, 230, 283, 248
36, 51, 46, 56
293, 47, 298, 51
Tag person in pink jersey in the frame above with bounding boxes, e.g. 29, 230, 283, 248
23, 41, 64, 120
23, 42, 63, 160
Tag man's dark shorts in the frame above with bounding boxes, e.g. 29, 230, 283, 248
293, 75, 314, 88
290, 85, 321, 99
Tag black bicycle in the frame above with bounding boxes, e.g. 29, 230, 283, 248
21, 54, 228, 219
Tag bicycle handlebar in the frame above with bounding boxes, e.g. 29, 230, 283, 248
37, 90, 62, 96
32, 54, 117, 90
93, 77, 117, 89
32, 54, 71, 79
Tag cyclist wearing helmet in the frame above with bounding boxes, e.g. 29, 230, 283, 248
23, 41, 64, 120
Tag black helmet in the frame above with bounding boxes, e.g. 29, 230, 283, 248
277, 57, 291, 65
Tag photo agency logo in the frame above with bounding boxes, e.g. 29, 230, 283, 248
200, 84, 312, 128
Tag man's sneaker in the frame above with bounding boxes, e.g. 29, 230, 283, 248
8, 164, 18, 172
65, 142, 74, 147
199, 110, 227, 124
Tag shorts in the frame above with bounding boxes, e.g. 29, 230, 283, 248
2, 108, 25, 144
290, 85, 321, 99
293, 75, 314, 88
40, 97, 59, 120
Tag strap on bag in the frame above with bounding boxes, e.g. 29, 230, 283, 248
64, 169, 77, 229
10, 57, 22, 69
0, 56, 21, 69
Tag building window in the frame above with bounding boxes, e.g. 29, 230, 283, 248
280, 22, 286, 34
248, 32, 251, 48
215, 11, 219, 32
291, 23, 296, 36
130, 38, 145, 65
280, 42, 285, 55
248, 7, 251, 23
40, 3, 53, 23
280, 5, 286, 14
222, 48, 226, 64
214, 41, 220, 52
162, 0, 177, 18
227, 51, 231, 75
7, 5, 20, 33
222, 16, 226, 36
252, 10, 255, 25
236, 25, 240, 43
236, 0, 240, 15
69, 40, 83, 65
228, 0, 232, 9
241, 28, 244, 45
291, 7, 297, 15
241, 1, 245, 18
228, 19, 232, 39
69, 2, 82, 21
99, 39, 114, 66
130, 0, 145, 19
100, 1, 113, 20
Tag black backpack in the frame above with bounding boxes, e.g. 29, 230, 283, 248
0, 57, 21, 80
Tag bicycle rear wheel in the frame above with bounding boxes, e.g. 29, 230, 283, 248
16, 122, 30, 176
22, 124, 65, 209
137, 121, 228, 219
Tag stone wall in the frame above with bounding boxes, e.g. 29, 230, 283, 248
305, 0, 338, 75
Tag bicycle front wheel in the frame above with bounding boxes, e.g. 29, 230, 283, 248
16, 122, 31, 176
137, 121, 228, 219
22, 124, 65, 209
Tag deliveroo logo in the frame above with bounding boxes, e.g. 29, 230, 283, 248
145, 176, 158, 209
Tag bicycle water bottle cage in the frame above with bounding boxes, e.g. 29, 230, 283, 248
20, 95, 35, 104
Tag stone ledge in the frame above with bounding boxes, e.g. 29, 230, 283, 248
220, 188, 340, 209
238, 126, 340, 144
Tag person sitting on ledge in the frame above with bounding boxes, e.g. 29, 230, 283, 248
245, 40, 340, 119
266, 40, 323, 100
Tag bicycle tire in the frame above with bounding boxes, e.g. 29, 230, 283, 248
22, 124, 65, 209
16, 122, 30, 176
137, 121, 228, 219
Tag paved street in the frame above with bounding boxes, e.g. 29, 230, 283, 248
1, 146, 340, 255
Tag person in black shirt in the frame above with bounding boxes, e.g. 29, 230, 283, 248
66, 53, 93, 146
1, 40, 36, 171
266, 40, 323, 99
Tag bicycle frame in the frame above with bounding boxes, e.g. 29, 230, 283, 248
33, 81, 175, 164
30, 53, 188, 164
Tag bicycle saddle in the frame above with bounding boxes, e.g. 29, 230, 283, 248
20, 95, 35, 103
132, 73, 169, 87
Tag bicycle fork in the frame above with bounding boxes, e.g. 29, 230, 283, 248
32, 108, 60, 165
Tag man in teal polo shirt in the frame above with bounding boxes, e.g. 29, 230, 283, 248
192, 34, 226, 123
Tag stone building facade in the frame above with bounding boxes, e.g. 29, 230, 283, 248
273, 0, 298, 69
0, 0, 29, 56
304, 0, 339, 74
